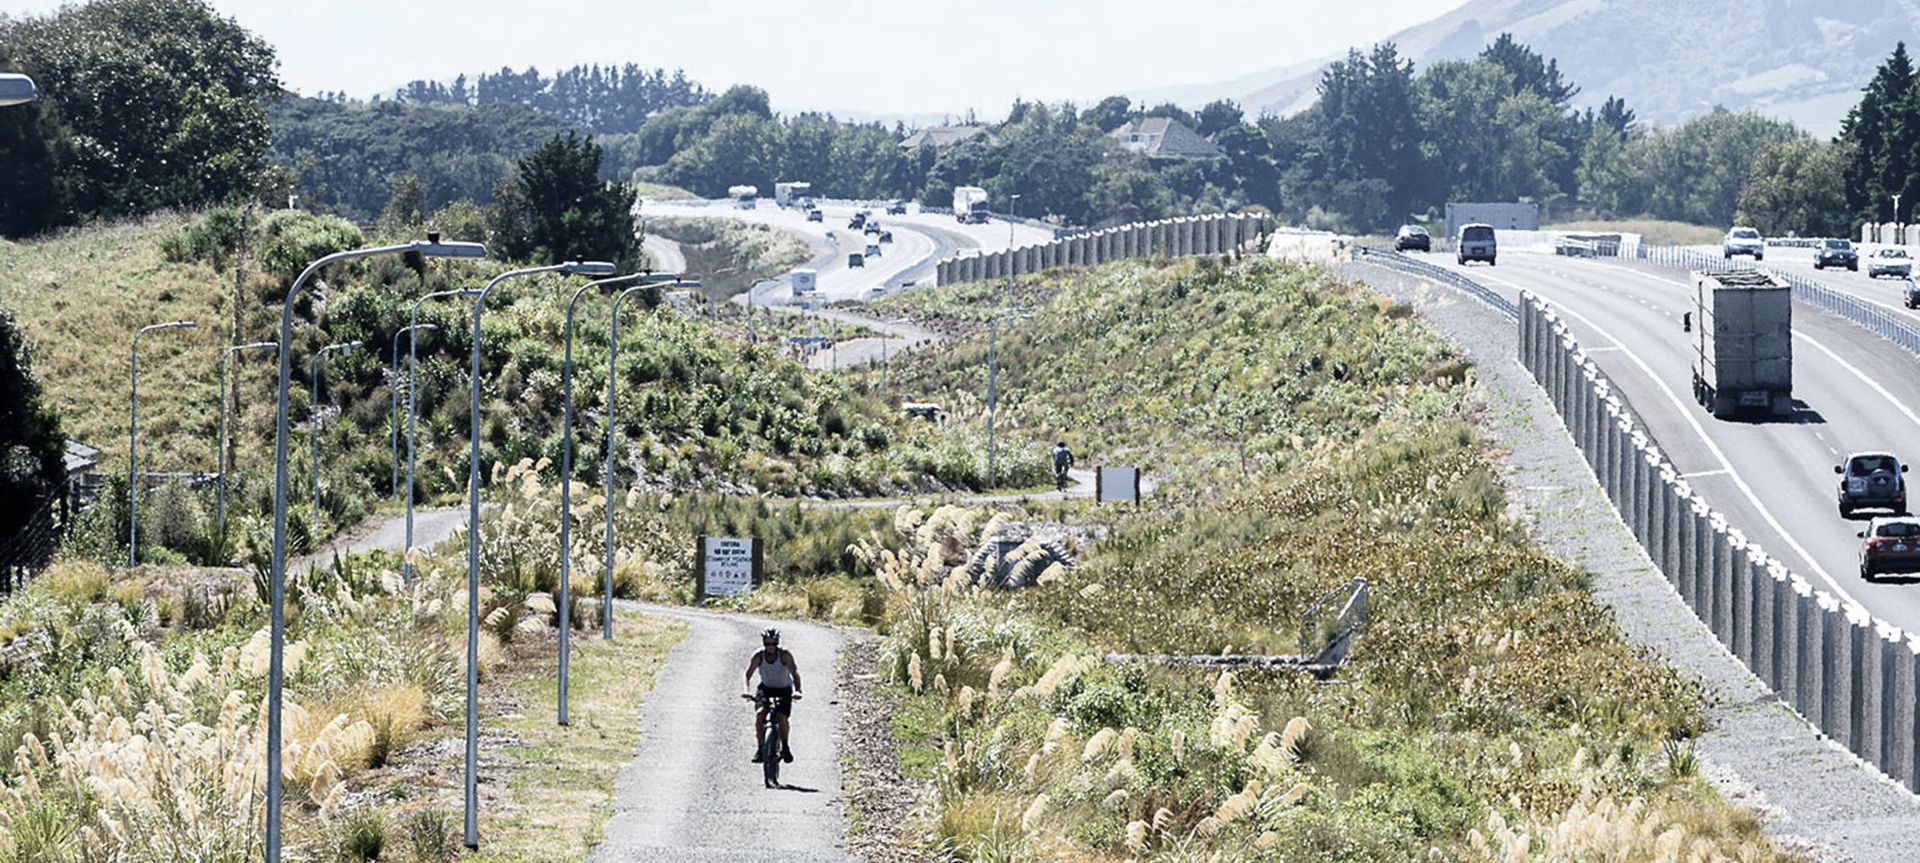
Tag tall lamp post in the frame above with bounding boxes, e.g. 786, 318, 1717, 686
465, 261, 616, 850
391, 323, 439, 496
311, 340, 364, 524
266, 235, 488, 863
557, 270, 680, 726
603, 278, 699, 640
129, 320, 198, 566
0, 73, 35, 107
217, 340, 278, 538
1006, 193, 1021, 306
985, 308, 1033, 488
405, 288, 481, 584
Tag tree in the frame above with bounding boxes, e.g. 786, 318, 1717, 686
0, 85, 75, 236
0, 0, 281, 222
0, 306, 65, 538
1480, 33, 1578, 106
1839, 42, 1920, 226
1311, 44, 1423, 227
1085, 96, 1132, 133
486, 177, 532, 261
1195, 100, 1245, 138
380, 175, 428, 231
1596, 96, 1637, 141
1736, 139, 1853, 237
515, 131, 640, 267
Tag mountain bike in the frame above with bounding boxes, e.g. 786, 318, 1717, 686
743, 691, 800, 788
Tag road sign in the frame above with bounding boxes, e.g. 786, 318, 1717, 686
1096, 466, 1140, 503
697, 536, 761, 597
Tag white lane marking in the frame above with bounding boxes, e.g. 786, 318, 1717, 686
1460, 265, 1856, 605
1680, 469, 1730, 479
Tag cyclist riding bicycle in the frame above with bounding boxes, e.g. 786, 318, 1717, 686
1051, 440, 1075, 490
744, 628, 802, 763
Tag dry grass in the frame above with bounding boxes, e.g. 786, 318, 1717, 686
0, 213, 241, 472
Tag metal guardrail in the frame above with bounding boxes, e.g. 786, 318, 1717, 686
1636, 244, 1920, 361
1517, 292, 1920, 795
1354, 246, 1517, 319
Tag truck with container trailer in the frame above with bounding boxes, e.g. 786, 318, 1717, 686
728, 185, 759, 209
1690, 270, 1792, 419
774, 181, 813, 208
952, 186, 991, 224
790, 268, 817, 295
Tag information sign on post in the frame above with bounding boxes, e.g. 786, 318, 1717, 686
1096, 466, 1141, 504
697, 536, 761, 598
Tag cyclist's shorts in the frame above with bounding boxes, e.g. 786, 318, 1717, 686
757, 685, 794, 717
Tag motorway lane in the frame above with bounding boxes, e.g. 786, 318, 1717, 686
1418, 251, 1920, 635
1683, 243, 1920, 323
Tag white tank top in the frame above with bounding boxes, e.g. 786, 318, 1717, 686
758, 650, 794, 688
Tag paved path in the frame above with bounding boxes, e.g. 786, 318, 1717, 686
643, 235, 688, 274
589, 603, 855, 863
289, 506, 467, 573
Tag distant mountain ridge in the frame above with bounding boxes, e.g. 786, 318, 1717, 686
1146, 0, 1920, 137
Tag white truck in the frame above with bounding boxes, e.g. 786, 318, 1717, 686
952, 186, 991, 224
1691, 270, 1792, 419
728, 184, 759, 209
774, 181, 813, 208
790, 268, 817, 295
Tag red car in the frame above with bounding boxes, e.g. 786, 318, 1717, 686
1859, 516, 1920, 579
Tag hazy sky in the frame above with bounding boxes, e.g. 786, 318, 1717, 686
1, 0, 1471, 116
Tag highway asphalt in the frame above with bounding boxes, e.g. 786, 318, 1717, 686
1421, 250, 1920, 637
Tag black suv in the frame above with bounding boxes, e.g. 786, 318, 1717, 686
1837, 452, 1908, 517
886, 201, 908, 215
1814, 238, 1859, 271
1394, 225, 1430, 252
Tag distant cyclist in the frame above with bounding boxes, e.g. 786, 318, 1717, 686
1051, 440, 1075, 491
744, 628, 802, 763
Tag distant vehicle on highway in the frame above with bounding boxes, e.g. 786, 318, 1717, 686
1393, 225, 1430, 252
886, 201, 908, 215
902, 402, 945, 422
728, 184, 759, 210
1905, 279, 1920, 309
848, 213, 867, 230
865, 241, 881, 258
848, 252, 865, 268
952, 186, 991, 224
774, 181, 813, 208
1868, 247, 1912, 279
863, 221, 881, 235
1814, 238, 1859, 271
1691, 270, 1793, 419
865, 285, 888, 300
791, 268, 817, 295
1837, 452, 1908, 518
1455, 223, 1496, 266
878, 230, 893, 244
1723, 226, 1764, 260
806, 209, 823, 222
1859, 516, 1920, 579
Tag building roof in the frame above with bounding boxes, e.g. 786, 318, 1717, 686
1106, 117, 1223, 159
63, 440, 100, 476
900, 125, 997, 150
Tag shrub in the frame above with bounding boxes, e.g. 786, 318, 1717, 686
338, 810, 386, 862
258, 210, 365, 286
397, 808, 458, 863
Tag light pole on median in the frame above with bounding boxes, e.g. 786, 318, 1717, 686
985, 308, 1033, 488
1007, 193, 1021, 307
405, 288, 482, 584
311, 340, 364, 526
217, 340, 278, 539
558, 270, 680, 726
129, 320, 198, 566
465, 260, 616, 850
266, 235, 488, 863
603, 278, 699, 641
391, 323, 439, 496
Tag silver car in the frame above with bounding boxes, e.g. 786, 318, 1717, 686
1869, 248, 1912, 279
1723, 227, 1764, 260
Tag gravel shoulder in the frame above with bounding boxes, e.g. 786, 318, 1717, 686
836, 638, 932, 863
1342, 260, 1920, 862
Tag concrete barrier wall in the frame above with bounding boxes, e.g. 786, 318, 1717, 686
1518, 292, 1920, 793
936, 213, 1269, 285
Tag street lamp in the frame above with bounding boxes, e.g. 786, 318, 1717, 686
266, 236, 487, 863
603, 278, 699, 641
129, 320, 198, 566
0, 73, 35, 107
311, 340, 364, 525
405, 287, 482, 584
558, 270, 680, 726
986, 308, 1033, 488
465, 260, 615, 850
217, 340, 278, 538
391, 323, 439, 496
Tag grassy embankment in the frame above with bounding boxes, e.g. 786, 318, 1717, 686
848, 258, 1790, 861
0, 211, 1042, 569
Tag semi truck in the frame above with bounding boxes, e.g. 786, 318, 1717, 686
728, 185, 759, 209
790, 268, 816, 295
1691, 270, 1792, 419
952, 186, 991, 224
774, 181, 813, 208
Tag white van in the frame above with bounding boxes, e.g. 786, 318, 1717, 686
791, 268, 817, 294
